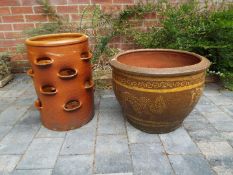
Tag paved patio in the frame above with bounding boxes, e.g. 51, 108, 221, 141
0, 74, 233, 175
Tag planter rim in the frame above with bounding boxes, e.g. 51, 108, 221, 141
25, 33, 88, 47
110, 49, 211, 77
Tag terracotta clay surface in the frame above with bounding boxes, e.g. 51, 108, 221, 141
26, 33, 94, 131
110, 49, 210, 133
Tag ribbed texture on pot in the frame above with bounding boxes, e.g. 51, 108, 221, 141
26, 33, 94, 131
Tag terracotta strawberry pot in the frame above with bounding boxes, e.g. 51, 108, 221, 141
25, 33, 94, 131
110, 49, 210, 133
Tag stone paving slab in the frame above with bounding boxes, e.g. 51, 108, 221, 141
98, 110, 126, 135
197, 141, 233, 168
17, 138, 63, 169
126, 122, 160, 144
0, 125, 40, 155
0, 155, 21, 174
36, 126, 66, 138
16, 107, 41, 126
160, 128, 200, 154
0, 125, 12, 140
60, 126, 95, 155
0, 97, 16, 112
0, 105, 29, 126
94, 135, 132, 174
99, 97, 121, 111
169, 154, 214, 175
0, 74, 232, 174
53, 155, 93, 175
12, 169, 52, 175
130, 143, 174, 175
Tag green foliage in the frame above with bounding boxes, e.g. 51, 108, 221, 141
131, 1, 233, 90
0, 52, 11, 80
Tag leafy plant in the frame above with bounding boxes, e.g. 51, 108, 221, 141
131, 1, 233, 90
0, 52, 11, 80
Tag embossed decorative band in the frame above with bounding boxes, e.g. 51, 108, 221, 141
113, 71, 205, 90
113, 78, 204, 93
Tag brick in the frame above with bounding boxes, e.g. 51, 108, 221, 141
0, 32, 4, 39
144, 12, 157, 19
0, 7, 10, 15
33, 6, 44, 13
0, 40, 22, 47
11, 53, 27, 61
2, 15, 24, 23
4, 32, 23, 39
13, 23, 34, 30
0, 0, 20, 6
21, 0, 38, 6
0, 47, 8, 52
0, 24, 11, 32
25, 15, 47, 22
56, 5, 79, 13
11, 7, 33, 14
68, 0, 90, 4
113, 0, 134, 4
79, 5, 99, 13
101, 5, 122, 13
70, 14, 81, 21
49, 0, 68, 5
121, 43, 135, 50
144, 20, 159, 27
91, 0, 112, 4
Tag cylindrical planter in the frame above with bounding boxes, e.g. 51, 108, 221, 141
110, 49, 210, 133
26, 33, 94, 131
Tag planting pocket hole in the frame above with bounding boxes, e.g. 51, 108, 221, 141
34, 99, 42, 110
40, 85, 57, 95
58, 68, 77, 79
64, 100, 82, 112
80, 51, 92, 61
27, 69, 34, 77
85, 80, 94, 89
35, 57, 53, 67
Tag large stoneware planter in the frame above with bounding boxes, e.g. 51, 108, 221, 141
25, 33, 94, 131
110, 49, 210, 133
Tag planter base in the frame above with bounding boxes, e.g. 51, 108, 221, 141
41, 111, 95, 131
0, 74, 13, 88
126, 115, 182, 134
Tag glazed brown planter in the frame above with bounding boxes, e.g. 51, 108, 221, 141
110, 49, 210, 133
25, 33, 94, 131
